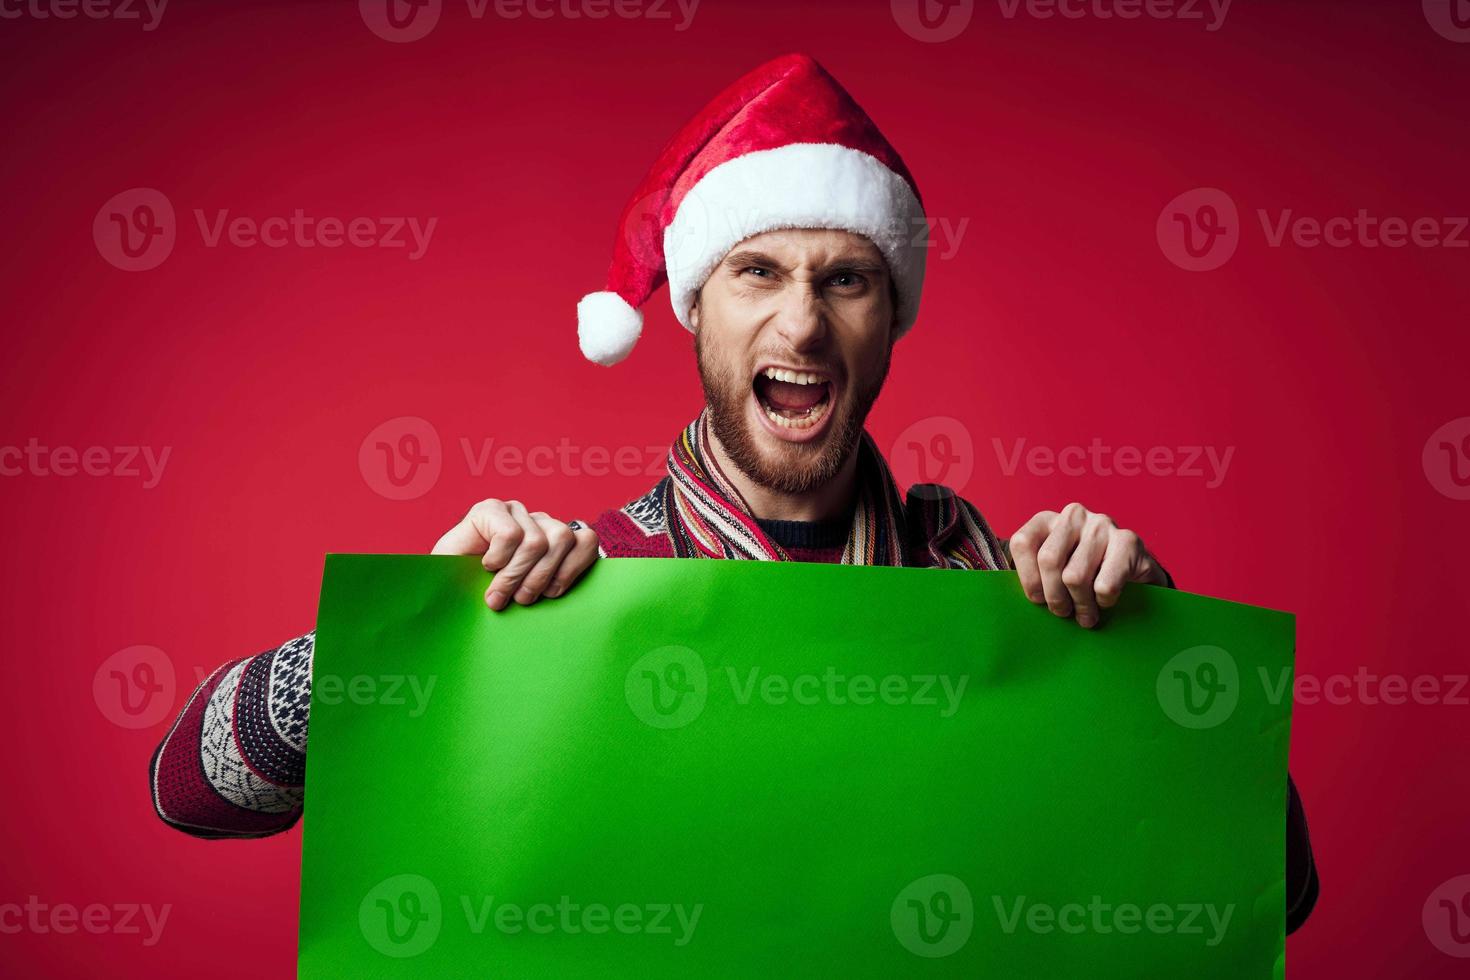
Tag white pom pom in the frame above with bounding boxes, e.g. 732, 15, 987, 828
577, 291, 643, 366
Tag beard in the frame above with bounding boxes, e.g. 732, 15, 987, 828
695, 329, 891, 496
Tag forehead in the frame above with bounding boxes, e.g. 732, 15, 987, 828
723, 227, 884, 266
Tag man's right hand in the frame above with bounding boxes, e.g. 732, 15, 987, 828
431, 499, 600, 611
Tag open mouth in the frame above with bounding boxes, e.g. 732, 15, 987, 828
752, 366, 833, 431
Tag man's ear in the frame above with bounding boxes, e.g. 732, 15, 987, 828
689, 298, 701, 331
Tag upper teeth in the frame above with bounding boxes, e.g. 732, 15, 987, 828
762, 367, 823, 385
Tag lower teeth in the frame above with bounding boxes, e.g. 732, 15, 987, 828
763, 403, 826, 430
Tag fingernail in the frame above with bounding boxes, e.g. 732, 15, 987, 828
544, 584, 562, 598
1077, 615, 1096, 629
514, 588, 537, 605
486, 590, 507, 611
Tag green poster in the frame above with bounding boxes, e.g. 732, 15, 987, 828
300, 555, 1293, 978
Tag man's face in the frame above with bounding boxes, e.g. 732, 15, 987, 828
692, 228, 896, 496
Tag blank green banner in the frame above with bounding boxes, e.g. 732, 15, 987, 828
300, 555, 1293, 978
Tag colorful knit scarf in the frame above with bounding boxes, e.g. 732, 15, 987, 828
656, 411, 1006, 570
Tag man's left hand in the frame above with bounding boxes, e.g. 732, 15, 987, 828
1008, 503, 1169, 629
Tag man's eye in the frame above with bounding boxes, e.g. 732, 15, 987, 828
743, 267, 773, 278
827, 272, 866, 289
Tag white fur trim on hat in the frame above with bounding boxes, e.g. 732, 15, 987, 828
577, 291, 644, 367
663, 142, 928, 335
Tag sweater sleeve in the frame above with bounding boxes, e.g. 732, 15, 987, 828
148, 632, 312, 839
1286, 775, 1320, 933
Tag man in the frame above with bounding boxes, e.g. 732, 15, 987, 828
150, 53, 1317, 932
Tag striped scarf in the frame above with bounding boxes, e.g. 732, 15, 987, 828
662, 411, 1006, 570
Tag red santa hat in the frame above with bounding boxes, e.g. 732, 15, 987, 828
577, 53, 928, 366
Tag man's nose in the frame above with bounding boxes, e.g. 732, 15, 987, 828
771, 283, 827, 351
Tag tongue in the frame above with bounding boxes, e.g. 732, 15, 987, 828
758, 377, 826, 412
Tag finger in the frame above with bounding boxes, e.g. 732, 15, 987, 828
1037, 504, 1086, 618
544, 526, 601, 598
1061, 517, 1112, 628
484, 502, 547, 611
431, 499, 525, 576
1095, 528, 1146, 609
430, 501, 496, 555
474, 500, 526, 571
1009, 511, 1056, 604
512, 514, 578, 605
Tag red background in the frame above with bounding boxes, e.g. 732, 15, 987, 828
2, 0, 1467, 976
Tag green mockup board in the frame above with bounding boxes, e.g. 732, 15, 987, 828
300, 555, 1293, 978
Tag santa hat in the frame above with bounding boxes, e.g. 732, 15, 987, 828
577, 53, 927, 366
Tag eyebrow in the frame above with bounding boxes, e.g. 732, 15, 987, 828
722, 249, 887, 275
